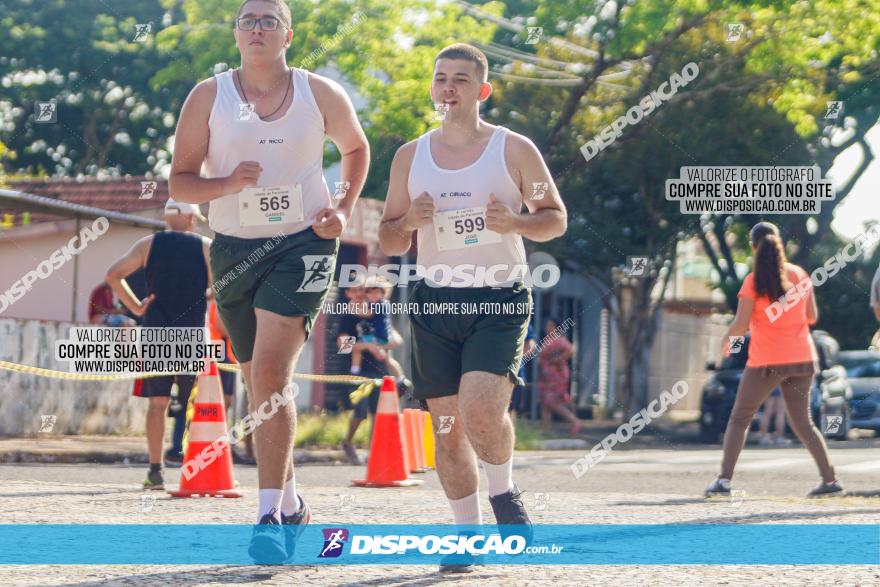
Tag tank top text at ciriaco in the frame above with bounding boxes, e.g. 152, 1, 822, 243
204, 68, 331, 238
407, 126, 527, 287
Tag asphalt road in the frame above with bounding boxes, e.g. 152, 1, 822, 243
1, 440, 879, 586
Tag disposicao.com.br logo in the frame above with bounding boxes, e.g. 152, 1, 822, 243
317, 530, 545, 557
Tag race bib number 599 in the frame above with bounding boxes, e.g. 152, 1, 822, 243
239, 184, 304, 227
434, 206, 502, 251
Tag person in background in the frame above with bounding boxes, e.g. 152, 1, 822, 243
88, 282, 136, 327
757, 387, 791, 446
537, 317, 584, 435
509, 323, 537, 419
337, 285, 392, 465
106, 198, 211, 490
705, 222, 841, 498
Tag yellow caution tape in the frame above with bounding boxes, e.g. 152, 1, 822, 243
349, 380, 377, 404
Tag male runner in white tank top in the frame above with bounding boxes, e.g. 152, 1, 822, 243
169, 0, 369, 563
379, 43, 567, 573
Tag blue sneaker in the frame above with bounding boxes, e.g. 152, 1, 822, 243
249, 513, 287, 564
280, 494, 311, 561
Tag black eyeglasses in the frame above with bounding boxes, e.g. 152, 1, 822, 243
236, 16, 285, 31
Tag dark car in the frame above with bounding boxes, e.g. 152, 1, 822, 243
839, 350, 880, 431
699, 330, 852, 442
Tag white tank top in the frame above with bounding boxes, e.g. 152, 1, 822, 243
204, 68, 331, 238
407, 126, 527, 287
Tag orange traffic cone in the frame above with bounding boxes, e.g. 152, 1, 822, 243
168, 361, 242, 498
403, 409, 428, 473
353, 377, 423, 487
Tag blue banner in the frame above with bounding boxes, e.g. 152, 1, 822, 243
0, 524, 876, 565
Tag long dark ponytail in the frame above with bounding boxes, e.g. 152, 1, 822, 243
750, 222, 791, 300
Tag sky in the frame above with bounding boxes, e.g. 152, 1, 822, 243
829, 122, 880, 243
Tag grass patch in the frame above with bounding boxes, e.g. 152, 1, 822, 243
295, 410, 550, 450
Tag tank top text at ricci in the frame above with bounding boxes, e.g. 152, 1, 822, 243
204, 68, 331, 238
407, 126, 527, 288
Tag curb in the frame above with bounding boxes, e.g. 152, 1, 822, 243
0, 449, 348, 465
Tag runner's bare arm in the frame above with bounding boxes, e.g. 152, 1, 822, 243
310, 74, 370, 234
106, 236, 155, 316
490, 133, 567, 242
202, 237, 213, 300
169, 79, 260, 205
379, 141, 423, 256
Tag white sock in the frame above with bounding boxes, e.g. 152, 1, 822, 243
350, 365, 361, 374
280, 476, 302, 516
257, 489, 284, 523
449, 492, 482, 526
481, 458, 514, 497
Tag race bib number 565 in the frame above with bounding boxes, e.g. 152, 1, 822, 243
239, 184, 304, 227
434, 206, 502, 251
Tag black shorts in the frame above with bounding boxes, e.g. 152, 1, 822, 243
139, 373, 196, 399
210, 228, 339, 363
219, 366, 236, 397
409, 281, 532, 399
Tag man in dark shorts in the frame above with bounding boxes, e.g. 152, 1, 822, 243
379, 43, 567, 572
107, 199, 212, 490
168, 0, 369, 563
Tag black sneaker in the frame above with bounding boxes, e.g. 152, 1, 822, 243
249, 512, 287, 564
280, 494, 311, 561
489, 485, 533, 545
164, 449, 183, 466
704, 478, 732, 497
397, 377, 414, 399
807, 479, 844, 498
438, 532, 480, 574
341, 441, 362, 466
142, 469, 164, 491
